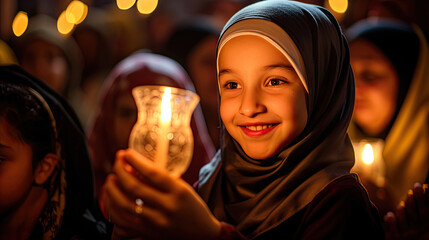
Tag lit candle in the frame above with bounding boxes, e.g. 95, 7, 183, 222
352, 141, 386, 187
362, 143, 374, 165
155, 87, 171, 169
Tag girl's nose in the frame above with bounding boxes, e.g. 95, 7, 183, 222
354, 78, 368, 96
239, 89, 267, 117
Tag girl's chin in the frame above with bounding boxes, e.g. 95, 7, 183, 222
242, 147, 276, 160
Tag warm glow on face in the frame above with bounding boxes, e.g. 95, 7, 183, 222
350, 40, 399, 136
362, 143, 374, 165
160, 88, 172, 123
137, 0, 158, 14
57, 10, 75, 35
12, 11, 28, 37
218, 35, 308, 159
328, 0, 348, 13
117, 0, 136, 10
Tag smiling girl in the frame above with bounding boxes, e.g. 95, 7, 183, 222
102, 1, 384, 239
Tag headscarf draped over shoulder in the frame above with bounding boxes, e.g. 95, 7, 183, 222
198, 1, 355, 238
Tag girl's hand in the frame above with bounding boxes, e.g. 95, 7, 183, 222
102, 148, 221, 240
384, 182, 429, 240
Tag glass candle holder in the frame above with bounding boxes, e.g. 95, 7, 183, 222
129, 85, 200, 177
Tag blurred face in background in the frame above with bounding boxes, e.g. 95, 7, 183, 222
349, 39, 399, 136
187, 35, 220, 146
113, 93, 137, 150
20, 39, 68, 95
187, 36, 219, 116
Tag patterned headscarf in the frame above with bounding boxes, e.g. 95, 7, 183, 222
0, 65, 95, 239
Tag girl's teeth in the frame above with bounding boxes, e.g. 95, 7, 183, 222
246, 124, 272, 131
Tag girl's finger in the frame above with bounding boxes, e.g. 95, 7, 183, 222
104, 174, 140, 225
413, 182, 426, 223
405, 189, 418, 226
122, 148, 178, 192
395, 201, 408, 233
105, 174, 171, 238
384, 211, 400, 240
113, 153, 170, 209
420, 183, 429, 223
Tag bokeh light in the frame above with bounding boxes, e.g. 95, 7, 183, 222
137, 0, 158, 14
12, 11, 28, 37
117, 0, 136, 10
57, 10, 75, 35
328, 0, 348, 14
66, 0, 88, 24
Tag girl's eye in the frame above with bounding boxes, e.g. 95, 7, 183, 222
224, 82, 242, 89
360, 71, 382, 83
266, 78, 287, 86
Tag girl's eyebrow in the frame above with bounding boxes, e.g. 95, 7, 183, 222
219, 64, 294, 77
218, 68, 232, 77
220, 64, 293, 73
264, 64, 294, 71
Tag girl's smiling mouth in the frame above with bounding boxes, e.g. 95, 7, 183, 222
240, 123, 279, 137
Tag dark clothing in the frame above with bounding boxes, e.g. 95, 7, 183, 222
219, 175, 385, 240
255, 175, 384, 240
1, 65, 110, 239
30, 207, 111, 240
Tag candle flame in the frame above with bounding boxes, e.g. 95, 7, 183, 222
362, 143, 374, 165
160, 88, 172, 123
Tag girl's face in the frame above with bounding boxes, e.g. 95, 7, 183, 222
349, 39, 398, 136
188, 36, 219, 119
113, 93, 138, 150
20, 39, 68, 95
0, 119, 34, 215
218, 35, 308, 159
